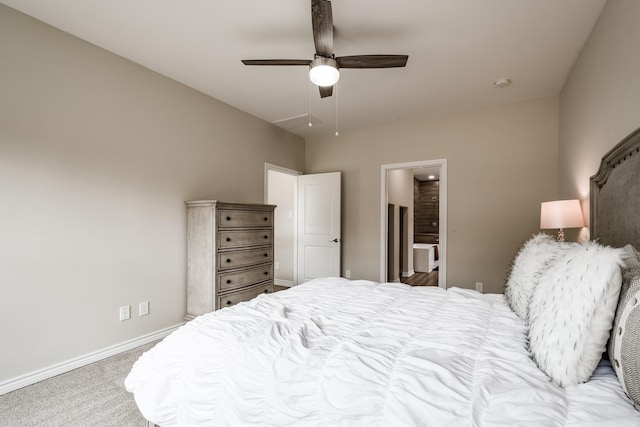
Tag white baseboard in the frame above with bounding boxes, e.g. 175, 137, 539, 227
402, 270, 415, 278
0, 323, 183, 395
274, 279, 294, 287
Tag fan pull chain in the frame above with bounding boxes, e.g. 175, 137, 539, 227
308, 80, 313, 127
334, 82, 339, 136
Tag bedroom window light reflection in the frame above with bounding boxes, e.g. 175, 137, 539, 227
540, 199, 585, 242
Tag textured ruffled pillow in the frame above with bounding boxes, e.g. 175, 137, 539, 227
528, 241, 624, 386
504, 233, 564, 320
608, 244, 640, 409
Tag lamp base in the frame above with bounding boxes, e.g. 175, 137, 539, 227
557, 229, 565, 242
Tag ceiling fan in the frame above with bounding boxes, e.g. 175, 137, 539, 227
241, 0, 409, 98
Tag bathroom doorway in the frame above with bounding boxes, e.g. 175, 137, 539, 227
380, 159, 447, 288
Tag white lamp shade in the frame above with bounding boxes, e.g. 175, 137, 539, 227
540, 199, 585, 230
309, 57, 340, 87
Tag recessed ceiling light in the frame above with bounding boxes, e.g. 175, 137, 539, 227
494, 78, 511, 88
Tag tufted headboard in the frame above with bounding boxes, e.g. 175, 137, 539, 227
590, 127, 640, 248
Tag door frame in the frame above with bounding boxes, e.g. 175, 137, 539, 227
380, 159, 447, 288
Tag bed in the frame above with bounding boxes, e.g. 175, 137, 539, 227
126, 128, 640, 426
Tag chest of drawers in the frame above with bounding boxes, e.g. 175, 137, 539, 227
185, 201, 276, 320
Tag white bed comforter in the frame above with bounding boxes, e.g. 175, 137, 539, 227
125, 278, 640, 426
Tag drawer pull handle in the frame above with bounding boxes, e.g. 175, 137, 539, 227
226, 237, 231, 242
264, 271, 268, 275
226, 300, 232, 305
264, 253, 268, 257
226, 216, 231, 221
264, 217, 268, 221
226, 258, 231, 263
263, 289, 268, 294
264, 235, 268, 239
226, 279, 231, 284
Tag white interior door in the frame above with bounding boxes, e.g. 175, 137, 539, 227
297, 172, 341, 283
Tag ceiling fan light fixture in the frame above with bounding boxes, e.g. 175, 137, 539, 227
309, 57, 340, 87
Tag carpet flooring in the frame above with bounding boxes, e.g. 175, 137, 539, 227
0, 341, 157, 427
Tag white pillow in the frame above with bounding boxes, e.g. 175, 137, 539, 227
528, 241, 624, 386
504, 233, 564, 320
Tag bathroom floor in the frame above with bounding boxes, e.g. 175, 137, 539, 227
400, 270, 438, 286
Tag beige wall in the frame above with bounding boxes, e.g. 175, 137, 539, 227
306, 97, 559, 293
0, 5, 304, 383
559, 0, 640, 237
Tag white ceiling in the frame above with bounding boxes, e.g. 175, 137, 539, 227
1, 0, 606, 139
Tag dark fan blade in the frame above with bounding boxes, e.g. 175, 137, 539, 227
311, 0, 333, 57
336, 55, 409, 69
319, 85, 333, 98
241, 59, 311, 66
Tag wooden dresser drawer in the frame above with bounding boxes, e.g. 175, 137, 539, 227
218, 230, 273, 249
218, 247, 273, 271
218, 209, 273, 228
218, 282, 271, 309
218, 264, 273, 292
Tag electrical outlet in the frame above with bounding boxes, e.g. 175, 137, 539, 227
275, 262, 280, 270
139, 301, 149, 316
345, 270, 351, 278
475, 282, 484, 293
119, 305, 130, 321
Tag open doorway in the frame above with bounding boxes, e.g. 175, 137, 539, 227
380, 159, 447, 288
265, 163, 342, 286
265, 164, 300, 287
386, 203, 410, 282
399, 206, 409, 278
